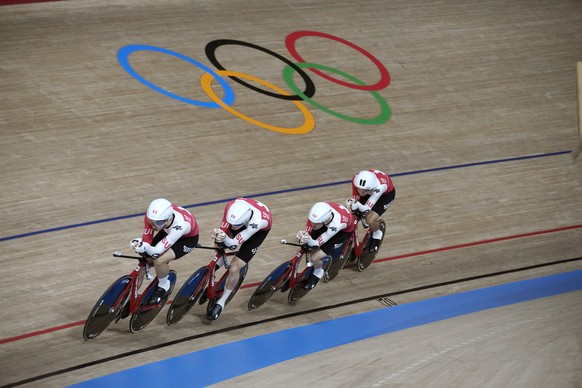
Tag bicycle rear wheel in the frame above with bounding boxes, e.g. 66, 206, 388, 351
248, 261, 292, 310
323, 240, 352, 282
288, 266, 314, 303
166, 266, 209, 326
130, 270, 177, 333
83, 275, 131, 340
357, 220, 386, 271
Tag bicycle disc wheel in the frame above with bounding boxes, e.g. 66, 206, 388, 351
357, 220, 386, 271
288, 266, 314, 303
248, 261, 292, 310
323, 241, 353, 283
130, 270, 177, 333
166, 266, 209, 326
82, 275, 131, 340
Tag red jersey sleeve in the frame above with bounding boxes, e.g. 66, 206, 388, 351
141, 215, 155, 244
219, 200, 236, 231
374, 170, 394, 192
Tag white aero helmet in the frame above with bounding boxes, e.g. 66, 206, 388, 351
226, 199, 253, 227
308, 202, 333, 224
354, 170, 378, 191
147, 198, 173, 230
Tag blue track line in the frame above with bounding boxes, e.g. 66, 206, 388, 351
70, 268, 582, 387
1, 150, 570, 243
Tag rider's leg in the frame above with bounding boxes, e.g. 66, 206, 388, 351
148, 250, 176, 304
149, 234, 198, 304
216, 256, 247, 308
366, 191, 395, 252
365, 211, 384, 252
309, 249, 327, 274
365, 210, 382, 233
303, 249, 326, 290
152, 249, 176, 291
365, 210, 384, 243
209, 230, 268, 320
149, 230, 176, 294
305, 230, 351, 289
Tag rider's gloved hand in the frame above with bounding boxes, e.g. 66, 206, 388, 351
211, 228, 227, 243
345, 197, 356, 210
351, 200, 370, 213
296, 230, 310, 244
130, 238, 146, 254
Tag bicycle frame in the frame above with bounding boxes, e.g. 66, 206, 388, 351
115, 255, 160, 316
128, 260, 159, 313
187, 245, 244, 308
204, 247, 238, 301
350, 212, 370, 258
275, 244, 311, 290
346, 210, 386, 271
247, 241, 314, 310
83, 253, 168, 340
166, 245, 245, 325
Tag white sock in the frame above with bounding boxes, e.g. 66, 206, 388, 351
313, 267, 325, 278
372, 229, 383, 240
158, 276, 170, 291
217, 288, 233, 308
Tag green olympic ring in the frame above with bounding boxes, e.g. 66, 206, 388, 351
282, 62, 391, 125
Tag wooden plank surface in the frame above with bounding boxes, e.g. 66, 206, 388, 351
0, 0, 581, 386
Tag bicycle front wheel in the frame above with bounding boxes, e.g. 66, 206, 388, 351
130, 270, 177, 333
83, 275, 131, 340
166, 266, 209, 325
248, 261, 292, 310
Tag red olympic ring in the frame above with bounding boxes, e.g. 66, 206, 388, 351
285, 30, 391, 91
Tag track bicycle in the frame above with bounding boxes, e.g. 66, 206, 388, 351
346, 210, 387, 271
247, 240, 316, 310
166, 244, 247, 325
82, 252, 177, 340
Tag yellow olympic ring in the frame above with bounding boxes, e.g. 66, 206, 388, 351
200, 70, 315, 135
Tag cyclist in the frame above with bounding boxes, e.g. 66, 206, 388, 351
209, 197, 272, 320
346, 169, 395, 253
130, 198, 200, 305
296, 201, 355, 290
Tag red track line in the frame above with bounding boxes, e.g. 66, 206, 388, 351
0, 0, 62, 5
375, 224, 582, 262
0, 321, 86, 344
1, 223, 581, 345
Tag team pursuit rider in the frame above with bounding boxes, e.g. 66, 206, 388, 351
209, 197, 272, 320
346, 169, 395, 252
296, 201, 355, 290
130, 198, 200, 304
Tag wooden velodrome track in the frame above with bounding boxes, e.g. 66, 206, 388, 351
1, 0, 582, 386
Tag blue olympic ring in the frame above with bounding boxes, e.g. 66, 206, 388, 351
117, 44, 236, 108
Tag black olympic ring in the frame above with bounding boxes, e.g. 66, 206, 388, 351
205, 39, 316, 101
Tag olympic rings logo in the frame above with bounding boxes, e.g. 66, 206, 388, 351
118, 30, 392, 135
